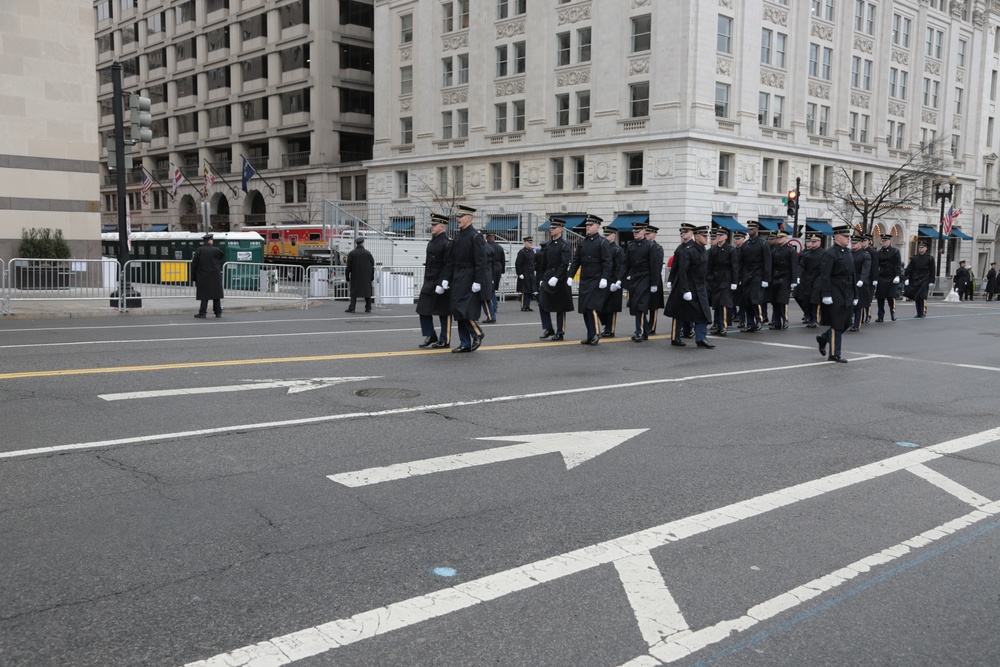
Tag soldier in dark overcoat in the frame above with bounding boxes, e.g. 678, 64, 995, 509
192, 233, 224, 318
768, 230, 798, 330
415, 213, 452, 348
480, 234, 498, 322
439, 204, 488, 352
849, 235, 872, 331
514, 237, 536, 311
797, 233, 824, 327
863, 235, 879, 321
536, 219, 573, 341
664, 225, 714, 348
567, 215, 612, 345
731, 231, 747, 328
487, 233, 505, 315
985, 261, 997, 301
816, 224, 857, 363
953, 260, 971, 301
624, 222, 656, 341
738, 221, 772, 332
874, 234, 902, 321
599, 226, 627, 337
903, 241, 936, 318
344, 236, 375, 313
707, 228, 739, 336
644, 225, 665, 335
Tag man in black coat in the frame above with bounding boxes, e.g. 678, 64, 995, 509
768, 230, 798, 330
416, 213, 452, 348
486, 233, 505, 317
514, 237, 536, 311
567, 215, 612, 345
849, 235, 872, 331
738, 220, 772, 332
625, 222, 656, 341
644, 225, 665, 335
192, 233, 224, 318
599, 226, 626, 337
665, 225, 714, 348
863, 234, 879, 321
480, 233, 498, 322
344, 236, 376, 313
731, 231, 747, 328
986, 262, 997, 301
707, 228, 738, 336
797, 233, 824, 328
874, 234, 903, 321
816, 224, 856, 363
536, 219, 573, 340
953, 260, 971, 301
440, 204, 488, 352
903, 242, 936, 318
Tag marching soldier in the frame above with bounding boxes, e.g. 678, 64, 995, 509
849, 235, 872, 331
599, 226, 626, 337
874, 234, 902, 321
625, 222, 656, 341
644, 225, 665, 336
536, 219, 573, 340
816, 224, 856, 363
797, 233, 824, 328
439, 204, 488, 353
731, 230, 747, 329
567, 215, 612, 345
768, 230, 798, 330
707, 228, 739, 336
903, 241, 936, 318
665, 225, 714, 348
480, 233, 498, 323
738, 221, 772, 332
416, 213, 452, 348
514, 236, 536, 311
486, 232, 505, 316
863, 234, 879, 321
986, 261, 997, 301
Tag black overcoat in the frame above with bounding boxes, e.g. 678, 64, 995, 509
852, 248, 873, 309
819, 245, 856, 331
875, 246, 903, 300
536, 236, 574, 312
515, 247, 536, 295
738, 234, 772, 305
192, 243, 224, 301
441, 225, 489, 320
903, 252, 936, 300
625, 238, 658, 314
648, 242, 665, 311
601, 241, 627, 313
770, 243, 799, 304
416, 233, 451, 317
568, 233, 612, 313
798, 247, 824, 306
488, 240, 506, 289
345, 245, 375, 299
664, 240, 711, 323
707, 242, 739, 309
986, 268, 997, 294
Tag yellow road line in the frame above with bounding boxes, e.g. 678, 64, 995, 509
0, 337, 635, 380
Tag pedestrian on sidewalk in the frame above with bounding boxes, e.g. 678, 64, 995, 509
345, 236, 375, 313
192, 233, 224, 318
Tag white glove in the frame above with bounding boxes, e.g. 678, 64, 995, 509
856, 280, 864, 287
822, 296, 833, 305
893, 276, 900, 284
853, 299, 859, 305
651, 285, 658, 293
730, 283, 737, 290
610, 281, 620, 292
873, 281, 878, 287
761, 281, 769, 288
626, 276, 631, 281
928, 283, 934, 289
518, 274, 524, 279
472, 282, 481, 293
683, 291, 693, 301
441, 280, 450, 290
566, 277, 573, 287
547, 277, 558, 287
666, 282, 672, 290
599, 278, 608, 289
904, 279, 909, 286
435, 285, 445, 295
796, 278, 801, 285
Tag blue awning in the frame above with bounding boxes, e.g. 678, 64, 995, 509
102, 225, 117, 233
388, 217, 415, 232
950, 228, 973, 240
805, 220, 834, 236
149, 224, 168, 232
538, 214, 586, 232
757, 217, 784, 231
610, 213, 650, 231
711, 215, 747, 232
918, 226, 943, 240
484, 215, 519, 233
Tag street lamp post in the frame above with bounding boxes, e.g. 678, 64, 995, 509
934, 174, 957, 285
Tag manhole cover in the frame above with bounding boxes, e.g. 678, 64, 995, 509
355, 388, 421, 399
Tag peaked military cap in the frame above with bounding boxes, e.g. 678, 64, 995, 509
775, 230, 790, 238
918, 240, 930, 248
880, 234, 893, 241
631, 221, 647, 231
850, 235, 864, 242
522, 236, 533, 242
602, 226, 617, 235
203, 233, 214, 240
831, 223, 852, 236
746, 220, 761, 230
713, 227, 730, 236
456, 204, 476, 214
430, 213, 449, 225
645, 225, 660, 233
733, 230, 747, 239
549, 218, 566, 228
585, 214, 604, 225
694, 225, 711, 235
679, 223, 696, 232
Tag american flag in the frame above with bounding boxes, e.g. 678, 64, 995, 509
943, 204, 962, 237
140, 171, 152, 205
171, 167, 185, 197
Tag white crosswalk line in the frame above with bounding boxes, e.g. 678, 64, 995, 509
614, 552, 690, 648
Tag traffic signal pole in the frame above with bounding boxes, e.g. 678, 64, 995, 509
110, 62, 141, 309
789, 177, 801, 238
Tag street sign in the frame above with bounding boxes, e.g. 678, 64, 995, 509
789, 238, 803, 253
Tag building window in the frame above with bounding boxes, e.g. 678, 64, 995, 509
624, 151, 643, 187
718, 152, 733, 189
280, 44, 309, 72
397, 170, 408, 197
556, 32, 570, 66
241, 54, 266, 81
512, 99, 525, 131
952, 135, 960, 158
443, 2, 454, 32
175, 0, 195, 25
442, 111, 453, 139
809, 164, 821, 196
457, 54, 469, 84
340, 88, 373, 115
400, 117, 412, 144
551, 158, 565, 191
442, 58, 454, 87
811, 0, 834, 21
806, 103, 816, 134
989, 117, 995, 147
715, 83, 730, 118
819, 105, 830, 135
630, 82, 649, 118
925, 27, 943, 58
572, 156, 585, 189
892, 14, 911, 47
400, 66, 412, 95
491, 162, 502, 190
278, 0, 308, 28
495, 104, 507, 133
513, 41, 526, 74
206, 26, 229, 52
758, 93, 770, 127
453, 166, 464, 196
509, 161, 520, 190
922, 78, 939, 108
207, 65, 230, 91
457, 109, 468, 138
241, 14, 266, 40
958, 39, 967, 68
777, 160, 788, 193
761, 157, 772, 192
717, 15, 732, 54
854, 1, 875, 35
556, 94, 570, 126
577, 91, 590, 124
496, 45, 508, 77
632, 15, 651, 53
400, 14, 412, 44
955, 87, 963, 115
578, 28, 591, 63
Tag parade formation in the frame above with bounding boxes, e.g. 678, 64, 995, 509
417, 206, 935, 361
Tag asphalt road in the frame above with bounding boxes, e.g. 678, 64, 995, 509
1, 298, 999, 667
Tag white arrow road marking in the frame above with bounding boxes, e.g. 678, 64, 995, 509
327, 429, 648, 487
98, 377, 380, 401
182, 425, 1000, 667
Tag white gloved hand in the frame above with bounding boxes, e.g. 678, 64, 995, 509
856, 280, 864, 287
441, 280, 450, 290
599, 278, 608, 289
547, 277, 558, 287
873, 281, 878, 287
893, 276, 900, 284
761, 281, 769, 288
566, 277, 573, 287
651, 285, 658, 293
435, 285, 445, 295
610, 281, 620, 292
853, 299, 859, 305
682, 291, 693, 301
518, 274, 524, 279
904, 279, 910, 286
822, 296, 833, 305
928, 283, 934, 290
796, 278, 801, 285
730, 283, 737, 290
472, 282, 481, 293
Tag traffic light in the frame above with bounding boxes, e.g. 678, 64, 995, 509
786, 189, 799, 217
129, 94, 152, 143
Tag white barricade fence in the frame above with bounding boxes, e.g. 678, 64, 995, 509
304, 265, 352, 303
6, 258, 117, 308
375, 265, 424, 306
222, 261, 307, 308
0, 258, 7, 315
120, 259, 195, 301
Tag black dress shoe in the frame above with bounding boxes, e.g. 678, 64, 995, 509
875, 318, 884, 323
696, 340, 716, 349
671, 339, 686, 347
890, 313, 897, 321
816, 334, 827, 356
682, 332, 694, 339
550, 333, 564, 341
828, 355, 848, 363
580, 337, 599, 345
745, 325, 760, 333
848, 326, 859, 332
430, 340, 450, 348
215, 313, 222, 318
419, 336, 438, 348
471, 332, 484, 350
451, 346, 472, 353
714, 330, 727, 337
631, 334, 645, 342
539, 329, 554, 339
344, 308, 355, 313
601, 332, 615, 338
194, 313, 207, 318
805, 322, 818, 328
364, 308, 371, 313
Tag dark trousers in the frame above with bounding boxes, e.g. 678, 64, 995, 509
198, 299, 221, 316
876, 297, 895, 319
771, 302, 787, 328
348, 297, 372, 312
540, 310, 567, 334
481, 299, 496, 320
852, 306, 864, 329
644, 309, 659, 334
582, 310, 599, 340
634, 312, 652, 336
744, 302, 762, 329
457, 319, 483, 348
915, 298, 926, 317
419, 314, 450, 342
520, 292, 533, 310
598, 311, 618, 335
819, 327, 844, 357
712, 307, 727, 332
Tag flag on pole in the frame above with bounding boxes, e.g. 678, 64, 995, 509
172, 167, 185, 197
125, 196, 133, 252
203, 163, 216, 190
943, 204, 962, 237
140, 171, 152, 205
241, 157, 256, 193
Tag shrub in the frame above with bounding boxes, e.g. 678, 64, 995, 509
19, 228, 71, 260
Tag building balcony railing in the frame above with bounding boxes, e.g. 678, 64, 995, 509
340, 150, 372, 163
282, 151, 310, 168
182, 165, 201, 179
247, 155, 268, 171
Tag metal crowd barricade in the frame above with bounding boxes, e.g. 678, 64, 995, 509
1, 258, 8, 315
6, 258, 118, 312
304, 265, 349, 305
222, 261, 307, 308
373, 265, 425, 307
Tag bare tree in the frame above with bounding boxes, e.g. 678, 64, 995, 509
285, 193, 323, 225
411, 172, 465, 215
823, 138, 948, 235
